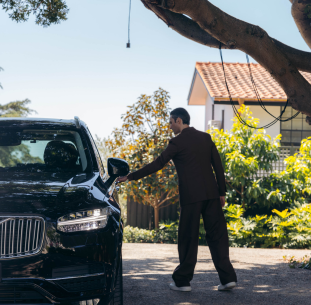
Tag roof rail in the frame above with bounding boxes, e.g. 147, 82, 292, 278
74, 116, 81, 128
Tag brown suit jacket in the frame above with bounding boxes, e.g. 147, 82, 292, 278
127, 127, 227, 206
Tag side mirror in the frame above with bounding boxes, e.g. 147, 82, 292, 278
107, 158, 129, 178
104, 158, 129, 192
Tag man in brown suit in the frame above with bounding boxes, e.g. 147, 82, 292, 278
117, 108, 237, 292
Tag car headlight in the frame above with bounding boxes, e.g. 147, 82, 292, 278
57, 208, 112, 232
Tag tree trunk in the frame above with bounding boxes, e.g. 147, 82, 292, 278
241, 185, 245, 210
154, 205, 160, 229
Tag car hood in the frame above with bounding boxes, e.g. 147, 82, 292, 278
0, 171, 100, 219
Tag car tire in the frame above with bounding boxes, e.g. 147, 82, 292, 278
109, 255, 123, 305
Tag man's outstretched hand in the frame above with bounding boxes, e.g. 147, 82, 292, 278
116, 176, 128, 183
220, 196, 226, 208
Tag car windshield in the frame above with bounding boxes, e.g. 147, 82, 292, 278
0, 129, 89, 173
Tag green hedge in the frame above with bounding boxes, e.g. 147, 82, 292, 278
123, 221, 207, 245
124, 204, 311, 249
123, 224, 178, 244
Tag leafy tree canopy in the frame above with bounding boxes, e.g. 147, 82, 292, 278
105, 88, 179, 228
0, 66, 35, 117
0, 99, 36, 117
0, 0, 68, 26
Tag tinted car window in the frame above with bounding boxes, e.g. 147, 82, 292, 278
0, 129, 89, 173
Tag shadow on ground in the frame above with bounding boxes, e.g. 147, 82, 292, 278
123, 244, 311, 305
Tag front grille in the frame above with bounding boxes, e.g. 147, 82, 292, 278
0, 217, 45, 259
0, 285, 50, 304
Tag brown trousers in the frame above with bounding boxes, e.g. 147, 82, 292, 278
172, 198, 237, 286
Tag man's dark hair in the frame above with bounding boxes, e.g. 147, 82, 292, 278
170, 108, 190, 125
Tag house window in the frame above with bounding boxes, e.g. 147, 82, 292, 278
280, 106, 311, 146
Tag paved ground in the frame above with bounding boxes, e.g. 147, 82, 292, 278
123, 243, 311, 305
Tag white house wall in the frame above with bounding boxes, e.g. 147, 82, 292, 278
248, 105, 281, 140
212, 104, 234, 132
204, 95, 214, 131
224, 105, 234, 132
209, 104, 281, 140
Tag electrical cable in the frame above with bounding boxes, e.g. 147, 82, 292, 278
127, 0, 132, 48
245, 54, 300, 122
220, 45, 281, 129
219, 43, 300, 129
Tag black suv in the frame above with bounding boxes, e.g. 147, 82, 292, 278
0, 117, 129, 305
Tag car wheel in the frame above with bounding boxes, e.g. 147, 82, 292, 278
109, 255, 123, 305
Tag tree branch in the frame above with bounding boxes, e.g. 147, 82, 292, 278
158, 194, 178, 207
156, 190, 173, 207
159, 203, 175, 209
144, 195, 155, 207
226, 179, 242, 195
290, 0, 311, 49
142, 1, 311, 72
142, 0, 311, 117
273, 39, 311, 72
142, 1, 226, 48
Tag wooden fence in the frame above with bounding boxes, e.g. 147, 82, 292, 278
127, 198, 179, 229
256, 146, 300, 177
127, 146, 300, 229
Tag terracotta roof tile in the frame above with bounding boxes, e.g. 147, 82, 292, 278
195, 62, 311, 100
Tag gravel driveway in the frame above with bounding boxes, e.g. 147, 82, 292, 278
123, 243, 310, 305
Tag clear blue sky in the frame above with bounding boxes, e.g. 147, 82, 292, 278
0, 0, 309, 139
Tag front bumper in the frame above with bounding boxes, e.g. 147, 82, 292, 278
0, 276, 108, 304
0, 219, 122, 304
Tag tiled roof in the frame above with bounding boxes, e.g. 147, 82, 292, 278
195, 62, 311, 100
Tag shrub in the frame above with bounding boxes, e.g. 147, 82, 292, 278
124, 220, 207, 245
226, 204, 311, 249
124, 205, 311, 249
283, 254, 311, 270
209, 105, 311, 216
123, 221, 179, 244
